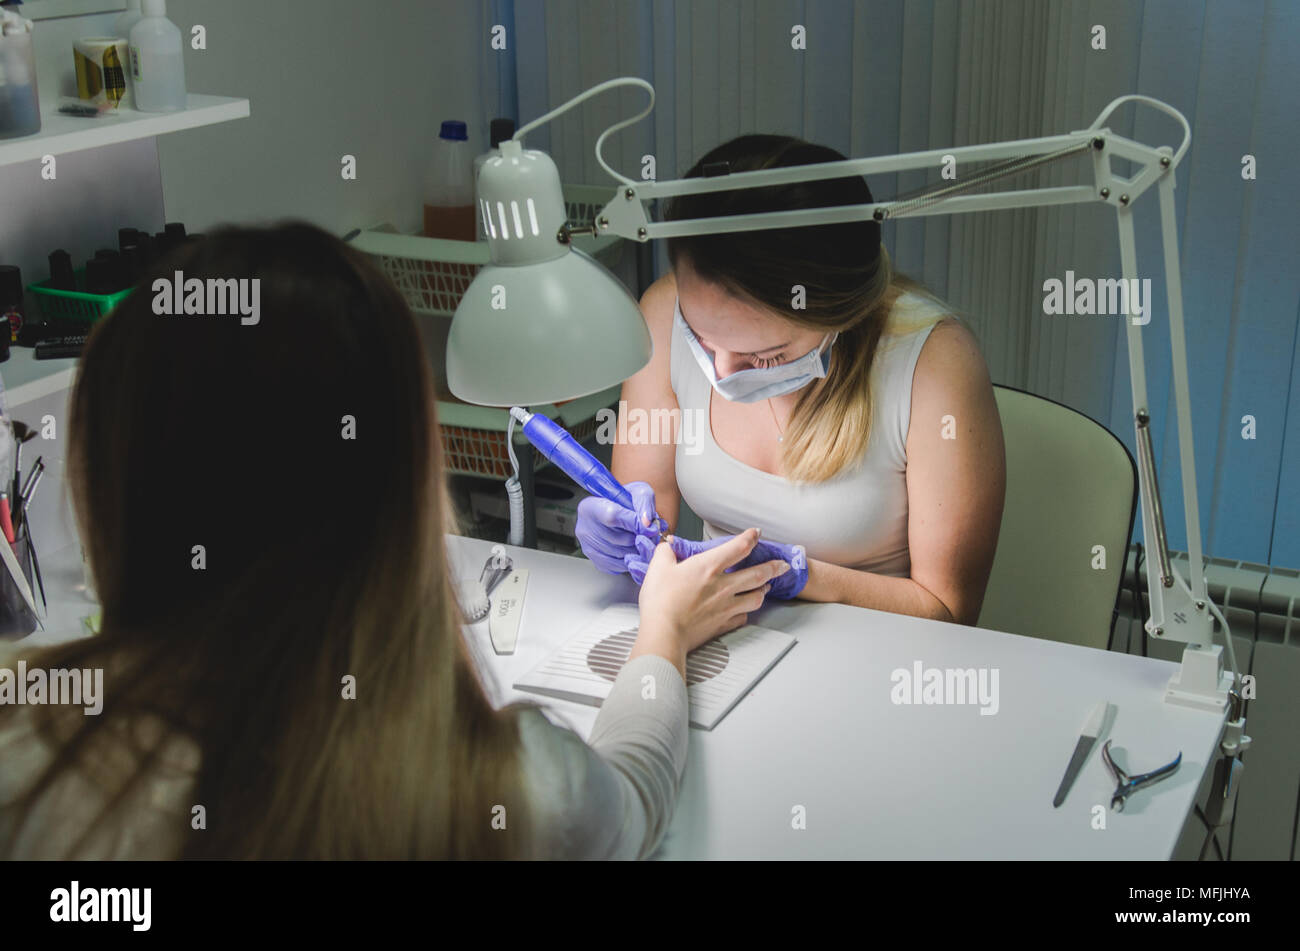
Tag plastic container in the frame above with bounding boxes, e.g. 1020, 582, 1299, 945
346, 193, 628, 477
0, 521, 40, 641
473, 118, 516, 241
0, 13, 40, 140
424, 120, 475, 241
74, 38, 131, 110
129, 0, 186, 113
28, 271, 134, 324
0, 265, 24, 344
353, 185, 624, 316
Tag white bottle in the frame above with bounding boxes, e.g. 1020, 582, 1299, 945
114, 0, 143, 39
129, 0, 185, 113
423, 120, 476, 241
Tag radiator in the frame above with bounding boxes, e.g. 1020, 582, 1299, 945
1112, 546, 1300, 861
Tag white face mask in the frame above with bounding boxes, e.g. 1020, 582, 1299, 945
675, 297, 836, 403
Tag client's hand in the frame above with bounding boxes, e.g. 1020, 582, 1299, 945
731, 538, 808, 600
574, 481, 660, 575
634, 529, 792, 670
627, 533, 808, 601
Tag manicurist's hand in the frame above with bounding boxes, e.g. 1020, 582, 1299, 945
630, 528, 791, 677
574, 481, 661, 574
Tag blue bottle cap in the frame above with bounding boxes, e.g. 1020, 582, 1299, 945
439, 120, 468, 141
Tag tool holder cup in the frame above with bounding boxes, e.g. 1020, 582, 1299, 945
0, 521, 40, 640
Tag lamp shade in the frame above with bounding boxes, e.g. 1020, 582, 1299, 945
446, 246, 651, 406
446, 136, 651, 406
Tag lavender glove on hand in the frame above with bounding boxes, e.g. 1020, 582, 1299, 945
625, 532, 808, 600
575, 481, 661, 575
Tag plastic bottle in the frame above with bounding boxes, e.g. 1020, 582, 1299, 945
114, 0, 143, 39
423, 120, 476, 241
473, 118, 516, 241
0, 11, 40, 139
0, 265, 23, 346
129, 0, 185, 113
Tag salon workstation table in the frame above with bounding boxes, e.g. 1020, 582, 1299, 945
22, 536, 1226, 859
449, 534, 1229, 860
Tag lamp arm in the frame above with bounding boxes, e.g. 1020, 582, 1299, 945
577, 85, 1236, 712
592, 96, 1187, 242
598, 128, 1191, 241
600, 132, 1102, 240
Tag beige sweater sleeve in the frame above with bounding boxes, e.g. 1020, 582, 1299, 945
0, 712, 194, 860
516, 653, 690, 860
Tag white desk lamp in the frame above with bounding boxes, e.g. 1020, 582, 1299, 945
447, 78, 1249, 838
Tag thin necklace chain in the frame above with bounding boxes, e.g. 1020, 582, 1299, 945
767, 398, 784, 442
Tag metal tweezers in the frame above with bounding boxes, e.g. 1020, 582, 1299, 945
1100, 739, 1182, 812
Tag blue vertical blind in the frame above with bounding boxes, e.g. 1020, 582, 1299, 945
484, 0, 1298, 568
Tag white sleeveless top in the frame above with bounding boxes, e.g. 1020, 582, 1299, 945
670, 291, 949, 578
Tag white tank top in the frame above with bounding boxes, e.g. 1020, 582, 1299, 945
670, 291, 948, 578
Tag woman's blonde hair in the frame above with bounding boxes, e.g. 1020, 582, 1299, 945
665, 135, 954, 483
0, 223, 532, 859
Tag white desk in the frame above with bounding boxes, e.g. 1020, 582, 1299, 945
21, 532, 1227, 858
449, 534, 1228, 860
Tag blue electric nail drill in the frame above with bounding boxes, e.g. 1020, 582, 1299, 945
509, 406, 670, 539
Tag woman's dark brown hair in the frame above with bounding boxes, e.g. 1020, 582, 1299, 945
0, 223, 529, 858
664, 134, 950, 481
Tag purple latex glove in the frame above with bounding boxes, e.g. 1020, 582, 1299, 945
574, 481, 662, 575
626, 533, 809, 600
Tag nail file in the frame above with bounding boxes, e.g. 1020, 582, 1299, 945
488, 569, 528, 655
1052, 701, 1109, 808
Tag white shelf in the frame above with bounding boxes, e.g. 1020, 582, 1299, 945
0, 94, 250, 168
2, 347, 78, 407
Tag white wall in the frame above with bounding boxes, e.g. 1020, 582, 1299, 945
0, 9, 163, 297
156, 0, 485, 236
1, 0, 488, 624
2, 0, 485, 303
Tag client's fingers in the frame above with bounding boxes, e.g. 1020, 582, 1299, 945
726, 558, 791, 594
733, 583, 770, 614
648, 538, 678, 567
701, 528, 761, 572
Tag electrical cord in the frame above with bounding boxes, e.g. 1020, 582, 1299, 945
1131, 542, 1148, 656
1194, 803, 1225, 861
504, 411, 526, 546
512, 77, 655, 186
1206, 594, 1240, 689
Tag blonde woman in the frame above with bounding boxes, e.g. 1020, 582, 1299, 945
576, 135, 1006, 625
0, 223, 789, 860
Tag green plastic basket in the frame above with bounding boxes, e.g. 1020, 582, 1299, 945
28, 270, 133, 324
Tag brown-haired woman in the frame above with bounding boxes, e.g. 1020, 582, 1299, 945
579, 134, 1006, 625
0, 222, 789, 859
